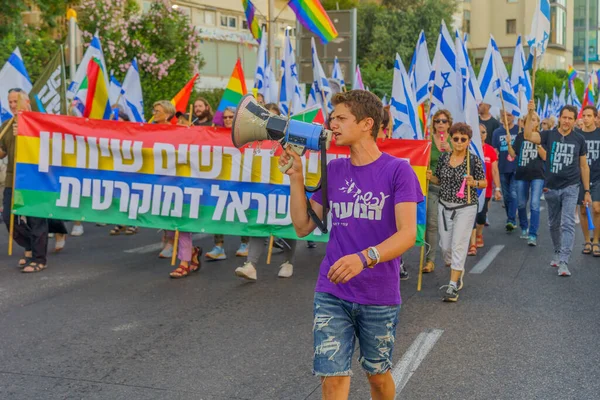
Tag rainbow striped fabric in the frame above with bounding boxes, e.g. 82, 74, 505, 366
215, 59, 247, 126
567, 65, 577, 82
288, 0, 338, 44
242, 0, 262, 42
13, 113, 430, 246
82, 58, 111, 120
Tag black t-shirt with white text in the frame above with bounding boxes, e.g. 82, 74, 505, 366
576, 128, 600, 183
540, 129, 587, 190
513, 133, 545, 181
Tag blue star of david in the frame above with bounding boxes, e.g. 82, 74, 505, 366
290, 63, 298, 78
441, 72, 452, 90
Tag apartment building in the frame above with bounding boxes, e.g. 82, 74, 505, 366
455, 0, 573, 71
573, 0, 600, 71
139, 0, 298, 90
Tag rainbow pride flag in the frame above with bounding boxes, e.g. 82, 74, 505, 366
13, 113, 430, 245
215, 59, 247, 126
567, 65, 577, 82
242, 0, 262, 42
288, 0, 338, 44
82, 58, 111, 120
579, 75, 596, 118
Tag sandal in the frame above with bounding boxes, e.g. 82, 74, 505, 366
583, 242, 593, 254
169, 264, 191, 279
593, 243, 600, 257
422, 261, 435, 273
54, 234, 66, 253
468, 245, 477, 256
18, 256, 32, 268
22, 262, 47, 273
110, 225, 126, 236
124, 226, 138, 235
190, 246, 203, 272
476, 235, 484, 248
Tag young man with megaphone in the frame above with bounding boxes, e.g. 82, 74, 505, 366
279, 90, 423, 400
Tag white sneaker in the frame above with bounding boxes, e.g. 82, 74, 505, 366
235, 262, 257, 281
278, 261, 293, 278
71, 224, 84, 236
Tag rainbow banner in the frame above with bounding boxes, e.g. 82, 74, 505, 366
567, 65, 577, 82
13, 112, 430, 245
288, 0, 338, 44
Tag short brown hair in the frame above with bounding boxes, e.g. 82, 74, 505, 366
449, 122, 473, 139
583, 105, 598, 117
431, 109, 453, 134
332, 90, 383, 140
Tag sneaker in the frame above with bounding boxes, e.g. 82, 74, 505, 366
485, 216, 490, 227
48, 232, 55, 238
306, 241, 317, 249
527, 236, 537, 246
236, 243, 249, 257
505, 222, 516, 232
441, 285, 459, 302
550, 253, 560, 267
520, 229, 529, 239
575, 212, 580, 225
273, 238, 291, 250
206, 246, 226, 260
159, 244, 173, 259
557, 262, 571, 277
235, 261, 257, 281
278, 261, 293, 278
400, 262, 409, 281
71, 224, 84, 236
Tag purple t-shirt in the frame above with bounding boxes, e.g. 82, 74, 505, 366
311, 152, 423, 306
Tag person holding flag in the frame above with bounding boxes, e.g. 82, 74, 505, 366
493, 110, 519, 233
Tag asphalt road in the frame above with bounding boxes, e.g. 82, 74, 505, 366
0, 200, 599, 400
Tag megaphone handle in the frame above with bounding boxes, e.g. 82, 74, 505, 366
278, 144, 304, 174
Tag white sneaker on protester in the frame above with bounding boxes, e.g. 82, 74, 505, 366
71, 224, 84, 236
235, 262, 257, 281
278, 261, 293, 278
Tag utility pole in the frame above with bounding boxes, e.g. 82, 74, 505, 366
585, 0, 590, 83
268, 0, 276, 77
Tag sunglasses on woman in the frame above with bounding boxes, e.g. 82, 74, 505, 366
434, 119, 448, 124
223, 116, 234, 120
452, 136, 468, 143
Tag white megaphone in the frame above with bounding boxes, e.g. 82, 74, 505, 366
232, 94, 333, 173
231, 94, 331, 234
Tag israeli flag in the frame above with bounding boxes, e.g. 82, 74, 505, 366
120, 58, 145, 122
390, 53, 422, 140
381, 94, 388, 106
108, 75, 122, 106
306, 82, 319, 109
568, 80, 581, 109
430, 21, 461, 120
455, 31, 481, 110
264, 62, 278, 104
542, 93, 549, 119
409, 30, 432, 105
524, 0, 551, 70
311, 37, 332, 116
352, 65, 365, 90
0, 47, 33, 122
68, 33, 108, 100
254, 28, 268, 95
511, 35, 533, 116
279, 31, 305, 116
331, 56, 345, 87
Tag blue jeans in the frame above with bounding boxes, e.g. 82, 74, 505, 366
545, 184, 579, 264
312, 292, 401, 376
500, 172, 518, 225
516, 179, 544, 238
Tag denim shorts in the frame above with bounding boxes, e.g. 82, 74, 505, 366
312, 292, 401, 377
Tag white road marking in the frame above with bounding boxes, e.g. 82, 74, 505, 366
470, 245, 505, 274
388, 329, 444, 398
111, 322, 139, 332
124, 234, 209, 254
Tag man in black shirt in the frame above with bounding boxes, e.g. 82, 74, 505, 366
577, 105, 600, 256
192, 97, 213, 126
525, 102, 592, 277
479, 103, 500, 146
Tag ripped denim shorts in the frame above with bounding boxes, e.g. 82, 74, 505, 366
312, 291, 401, 377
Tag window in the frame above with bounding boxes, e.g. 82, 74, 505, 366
507, 0, 518, 3
220, 15, 237, 29
463, 10, 471, 34
205, 11, 215, 26
200, 42, 218, 75
243, 20, 248, 30
550, 2, 567, 47
142, 0, 152, 13
506, 19, 516, 34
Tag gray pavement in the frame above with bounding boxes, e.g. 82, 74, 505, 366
0, 201, 599, 399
